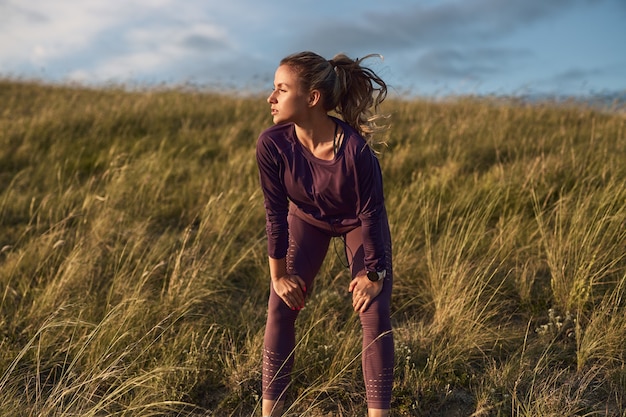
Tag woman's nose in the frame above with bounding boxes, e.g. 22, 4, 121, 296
267, 90, 277, 103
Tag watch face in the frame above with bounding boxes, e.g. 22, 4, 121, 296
367, 271, 379, 282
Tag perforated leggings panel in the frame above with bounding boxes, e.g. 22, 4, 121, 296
262, 212, 394, 409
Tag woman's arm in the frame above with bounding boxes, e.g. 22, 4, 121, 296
356, 145, 387, 273
256, 134, 290, 259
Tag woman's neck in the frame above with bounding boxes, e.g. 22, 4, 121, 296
294, 115, 337, 160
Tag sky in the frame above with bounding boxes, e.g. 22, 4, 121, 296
1, 0, 625, 98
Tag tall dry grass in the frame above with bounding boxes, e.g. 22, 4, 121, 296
1, 80, 625, 416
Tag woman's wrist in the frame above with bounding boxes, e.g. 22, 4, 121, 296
268, 256, 288, 281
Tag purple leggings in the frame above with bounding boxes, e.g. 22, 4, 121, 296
262, 211, 394, 409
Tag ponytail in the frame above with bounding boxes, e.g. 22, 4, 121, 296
280, 51, 389, 146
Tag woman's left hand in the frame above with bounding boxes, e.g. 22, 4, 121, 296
348, 276, 383, 313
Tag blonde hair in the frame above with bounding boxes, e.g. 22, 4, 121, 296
280, 51, 388, 145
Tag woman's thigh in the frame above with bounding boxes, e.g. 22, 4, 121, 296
286, 213, 332, 288
343, 213, 393, 280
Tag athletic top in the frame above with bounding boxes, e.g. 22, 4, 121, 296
256, 116, 387, 273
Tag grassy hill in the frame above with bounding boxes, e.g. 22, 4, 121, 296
1, 80, 625, 416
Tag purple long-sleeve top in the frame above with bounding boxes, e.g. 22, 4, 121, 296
256, 116, 387, 273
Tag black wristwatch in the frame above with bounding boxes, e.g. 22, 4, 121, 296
367, 269, 386, 282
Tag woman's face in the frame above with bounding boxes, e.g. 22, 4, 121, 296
267, 64, 309, 125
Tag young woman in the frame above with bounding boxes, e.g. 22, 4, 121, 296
256, 51, 393, 417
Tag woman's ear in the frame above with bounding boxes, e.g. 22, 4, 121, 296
308, 89, 321, 108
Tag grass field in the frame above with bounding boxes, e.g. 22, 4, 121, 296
1, 79, 625, 416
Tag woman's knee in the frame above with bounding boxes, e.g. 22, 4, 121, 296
359, 300, 391, 332
267, 297, 299, 324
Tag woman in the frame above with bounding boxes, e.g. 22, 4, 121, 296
256, 51, 393, 417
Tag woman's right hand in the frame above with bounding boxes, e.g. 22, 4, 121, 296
272, 275, 307, 310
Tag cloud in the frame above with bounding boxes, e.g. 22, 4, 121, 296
413, 47, 533, 80
554, 68, 604, 83
539, 64, 625, 93
63, 22, 233, 83
0, 1, 122, 62
0, 0, 236, 83
289, 0, 590, 54
267, 0, 596, 95
182, 34, 225, 51
124, 23, 231, 54
0, 2, 47, 25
